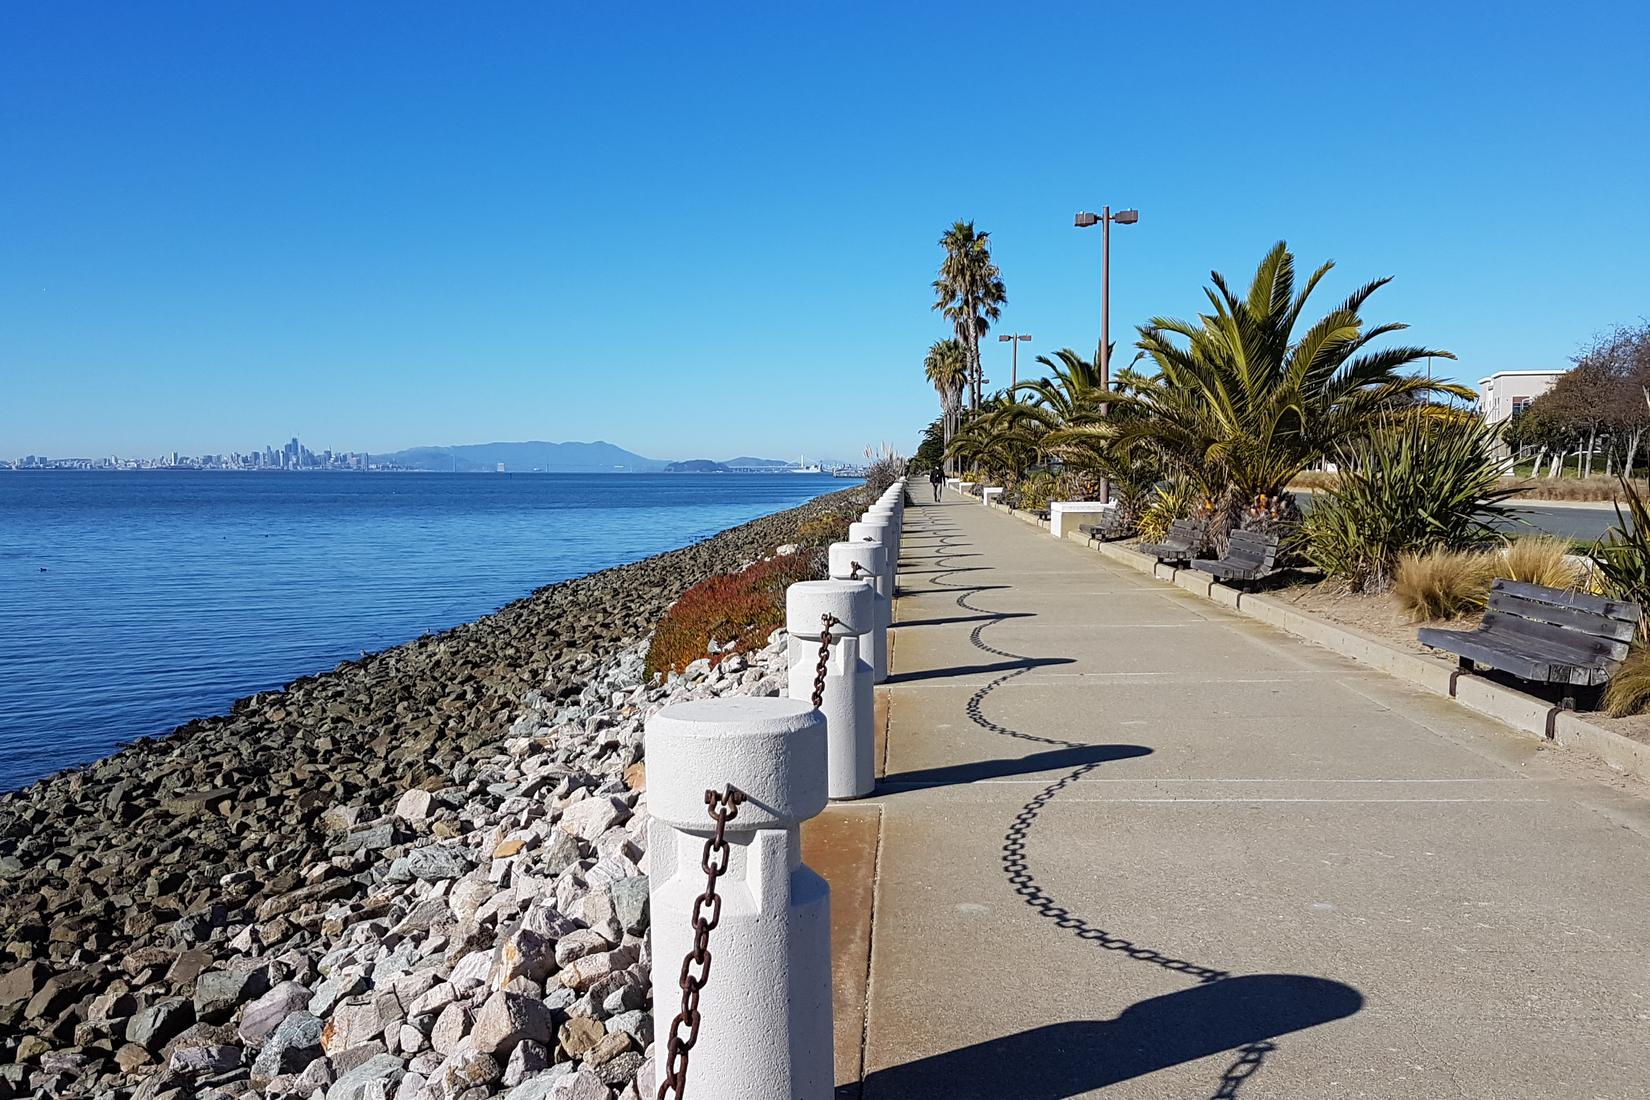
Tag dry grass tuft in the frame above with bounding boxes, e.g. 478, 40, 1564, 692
1604, 646, 1650, 717
1499, 476, 1623, 502
1495, 535, 1586, 590
1288, 470, 1340, 491
1392, 549, 1495, 622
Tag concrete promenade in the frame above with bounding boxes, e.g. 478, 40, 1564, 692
849, 488, 1650, 1098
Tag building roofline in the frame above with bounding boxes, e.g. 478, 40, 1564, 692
1478, 370, 1565, 382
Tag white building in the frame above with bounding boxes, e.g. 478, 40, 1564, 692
1478, 370, 1564, 424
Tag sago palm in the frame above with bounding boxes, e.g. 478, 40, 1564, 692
1116, 240, 1470, 513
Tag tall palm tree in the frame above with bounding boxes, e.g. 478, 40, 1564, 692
932, 220, 1007, 411
1113, 241, 1470, 527
923, 338, 969, 460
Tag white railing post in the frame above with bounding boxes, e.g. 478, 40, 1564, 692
844, 523, 892, 683
785, 579, 876, 799
645, 698, 833, 1099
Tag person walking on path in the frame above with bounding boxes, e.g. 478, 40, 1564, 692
929, 466, 943, 501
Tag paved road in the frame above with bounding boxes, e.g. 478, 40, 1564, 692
854, 489, 1650, 1098
1291, 490, 1624, 541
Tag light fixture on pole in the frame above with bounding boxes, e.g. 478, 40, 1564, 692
1075, 206, 1139, 503
998, 332, 1032, 393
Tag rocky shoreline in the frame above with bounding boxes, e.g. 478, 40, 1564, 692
0, 487, 861, 1099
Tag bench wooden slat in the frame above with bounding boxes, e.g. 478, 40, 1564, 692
1491, 579, 1641, 623
1479, 613, 1628, 662
1487, 590, 1638, 642
1418, 627, 1613, 686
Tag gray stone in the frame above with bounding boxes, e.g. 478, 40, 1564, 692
394, 789, 435, 822
608, 877, 649, 935
539, 832, 584, 876
168, 1043, 242, 1075
328, 1053, 407, 1100
195, 966, 270, 1024
323, 997, 385, 1054
492, 927, 557, 986
503, 1038, 550, 1087
310, 969, 369, 1016
250, 1010, 322, 1086
332, 1040, 390, 1076
470, 991, 554, 1057
553, 929, 613, 968
441, 1048, 502, 1091
430, 1002, 470, 1056
239, 980, 313, 1045
504, 1064, 575, 1100
558, 797, 628, 842
126, 998, 194, 1050
405, 845, 469, 882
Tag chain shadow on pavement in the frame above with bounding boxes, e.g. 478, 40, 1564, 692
840, 973, 1363, 1100
878, 743, 1152, 793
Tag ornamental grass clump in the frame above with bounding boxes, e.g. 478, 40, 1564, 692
644, 552, 821, 677
1498, 535, 1586, 590
1393, 549, 1495, 621
1603, 647, 1650, 717
1299, 414, 1517, 591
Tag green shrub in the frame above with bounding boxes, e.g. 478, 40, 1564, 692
1014, 470, 1060, 512
645, 553, 821, 677
1299, 415, 1516, 591
1137, 478, 1198, 545
1590, 476, 1650, 640
1393, 549, 1495, 621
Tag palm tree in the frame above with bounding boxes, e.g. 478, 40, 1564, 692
932, 221, 1007, 411
1113, 240, 1470, 532
924, 338, 969, 467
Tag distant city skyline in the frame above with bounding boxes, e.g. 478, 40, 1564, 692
1, 434, 849, 472
3, 4, 1647, 458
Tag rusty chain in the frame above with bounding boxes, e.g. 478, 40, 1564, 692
656, 784, 745, 1100
811, 613, 840, 708
847, 561, 868, 580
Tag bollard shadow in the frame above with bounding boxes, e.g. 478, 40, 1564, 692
892, 611, 1033, 630
879, 744, 1150, 792
883, 656, 1074, 684
842, 974, 1363, 1099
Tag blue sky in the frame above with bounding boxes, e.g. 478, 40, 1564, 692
3, 1, 1647, 462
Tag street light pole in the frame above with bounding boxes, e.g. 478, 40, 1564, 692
998, 332, 1032, 393
1074, 206, 1139, 503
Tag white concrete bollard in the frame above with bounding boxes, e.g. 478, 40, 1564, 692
645, 698, 834, 1100
785, 580, 876, 799
863, 505, 900, 570
835, 534, 889, 683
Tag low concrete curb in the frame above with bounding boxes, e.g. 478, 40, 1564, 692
1078, 535, 1650, 784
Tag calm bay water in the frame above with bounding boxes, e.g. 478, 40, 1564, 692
0, 470, 843, 790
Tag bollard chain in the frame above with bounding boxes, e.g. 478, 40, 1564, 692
656, 784, 746, 1100
847, 562, 868, 580
811, 613, 841, 708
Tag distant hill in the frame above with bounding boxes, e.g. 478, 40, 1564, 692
723, 456, 789, 468
375, 440, 667, 473
663, 459, 729, 473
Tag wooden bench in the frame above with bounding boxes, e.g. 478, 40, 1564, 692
1139, 519, 1204, 565
1078, 510, 1128, 542
1191, 530, 1280, 587
1418, 580, 1643, 707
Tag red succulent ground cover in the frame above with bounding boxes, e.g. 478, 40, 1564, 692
644, 552, 822, 677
